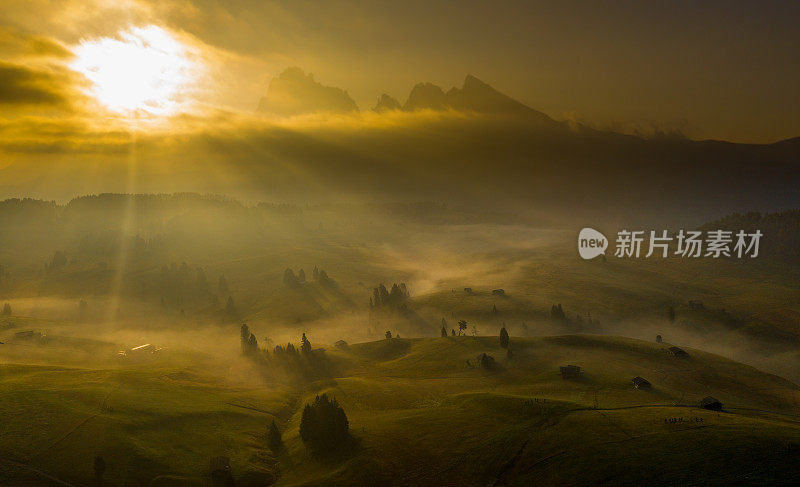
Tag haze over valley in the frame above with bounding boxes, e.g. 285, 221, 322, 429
2, 2, 800, 485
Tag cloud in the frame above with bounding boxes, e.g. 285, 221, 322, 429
0, 61, 77, 106
0, 26, 72, 59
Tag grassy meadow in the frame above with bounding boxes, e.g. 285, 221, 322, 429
0, 197, 799, 485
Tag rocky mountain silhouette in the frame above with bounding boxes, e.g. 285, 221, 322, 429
404, 75, 553, 121
403, 82, 450, 111
372, 93, 402, 112
257, 67, 358, 116
258, 68, 556, 123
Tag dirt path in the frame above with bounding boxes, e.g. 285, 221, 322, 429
224, 401, 277, 415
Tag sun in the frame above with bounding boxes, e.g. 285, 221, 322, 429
70, 25, 199, 116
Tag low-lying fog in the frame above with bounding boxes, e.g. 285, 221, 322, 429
2, 204, 797, 383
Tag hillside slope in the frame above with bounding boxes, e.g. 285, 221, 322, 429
2, 334, 799, 486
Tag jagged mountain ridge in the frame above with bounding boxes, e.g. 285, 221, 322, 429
258, 67, 553, 123
257, 67, 359, 117
373, 93, 402, 112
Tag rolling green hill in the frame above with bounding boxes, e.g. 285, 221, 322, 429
2, 334, 799, 486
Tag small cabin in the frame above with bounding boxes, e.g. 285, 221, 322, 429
560, 365, 581, 379
700, 396, 723, 411
119, 343, 160, 360
632, 376, 651, 389
334, 339, 348, 349
129, 343, 155, 354
688, 300, 705, 310
668, 346, 689, 357
656, 334, 663, 343
492, 289, 505, 296
13, 330, 43, 341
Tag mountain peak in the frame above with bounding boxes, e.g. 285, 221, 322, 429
373, 93, 402, 112
257, 67, 358, 116
403, 83, 449, 111
463, 74, 486, 88
398, 74, 555, 123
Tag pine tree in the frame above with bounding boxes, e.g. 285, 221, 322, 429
500, 325, 509, 349
2, 303, 11, 316
226, 296, 237, 318
318, 270, 331, 285
667, 306, 676, 323
300, 333, 312, 354
267, 420, 283, 452
240, 323, 250, 354
299, 394, 349, 453
551, 303, 567, 321
283, 268, 298, 286
248, 333, 258, 354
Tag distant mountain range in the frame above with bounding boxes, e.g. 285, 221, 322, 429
257, 67, 359, 117
257, 67, 555, 125
0, 66, 797, 225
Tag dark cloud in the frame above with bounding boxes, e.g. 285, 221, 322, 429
0, 61, 73, 106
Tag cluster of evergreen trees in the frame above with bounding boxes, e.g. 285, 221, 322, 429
265, 393, 349, 457
44, 251, 68, 272
476, 352, 496, 369
573, 312, 599, 328
241, 326, 312, 359
238, 326, 331, 380
550, 303, 567, 321
240, 324, 259, 355
439, 317, 469, 336
550, 303, 600, 328
370, 282, 409, 309
272, 333, 313, 356
158, 262, 233, 314
299, 394, 349, 453
283, 266, 332, 286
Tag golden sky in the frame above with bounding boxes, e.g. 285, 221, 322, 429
0, 0, 798, 174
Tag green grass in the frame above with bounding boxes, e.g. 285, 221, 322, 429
0, 362, 293, 486
2, 333, 800, 486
